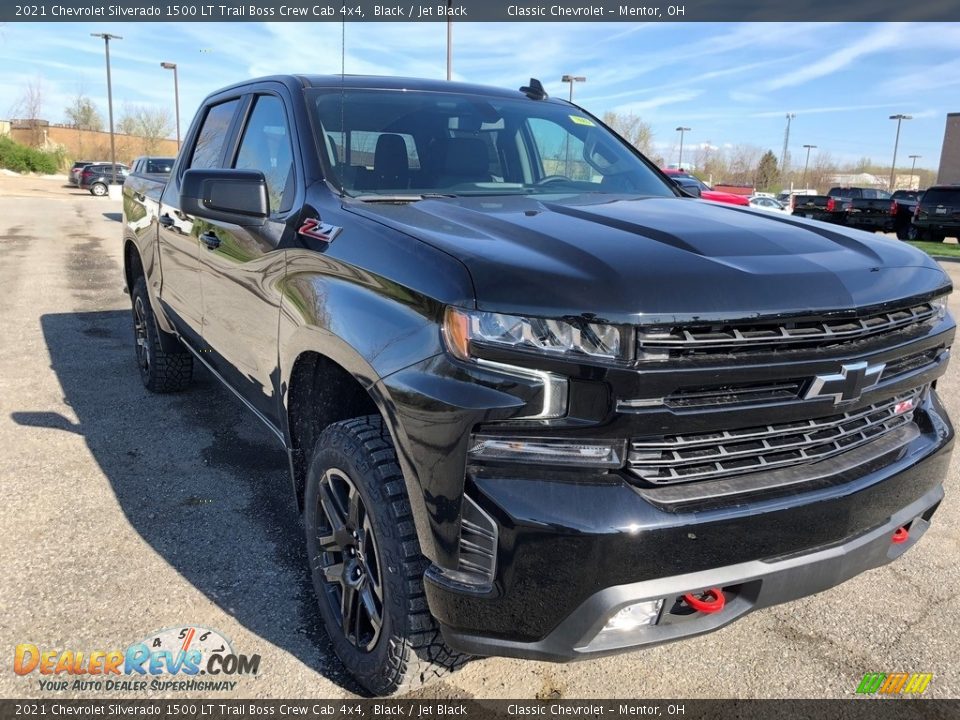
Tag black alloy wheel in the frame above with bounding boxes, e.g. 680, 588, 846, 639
313, 467, 384, 652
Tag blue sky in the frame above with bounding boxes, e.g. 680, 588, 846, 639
1, 21, 957, 171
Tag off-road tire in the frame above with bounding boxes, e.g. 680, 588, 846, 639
304, 415, 469, 696
130, 276, 193, 393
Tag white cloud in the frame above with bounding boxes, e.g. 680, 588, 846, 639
762, 23, 905, 91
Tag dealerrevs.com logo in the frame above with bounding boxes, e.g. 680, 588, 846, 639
856, 672, 933, 695
14, 626, 260, 693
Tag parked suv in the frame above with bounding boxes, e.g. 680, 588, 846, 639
122, 75, 954, 696
69, 160, 96, 186
910, 185, 960, 242
80, 162, 129, 195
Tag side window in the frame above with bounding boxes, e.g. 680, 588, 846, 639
189, 99, 240, 170
233, 95, 294, 214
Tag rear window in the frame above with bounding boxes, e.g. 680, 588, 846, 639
922, 188, 960, 206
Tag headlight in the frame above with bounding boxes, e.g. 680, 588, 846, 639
443, 307, 630, 362
930, 294, 950, 321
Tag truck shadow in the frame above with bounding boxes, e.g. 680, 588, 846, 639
20, 310, 368, 696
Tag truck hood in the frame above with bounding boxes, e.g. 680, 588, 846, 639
347, 194, 950, 323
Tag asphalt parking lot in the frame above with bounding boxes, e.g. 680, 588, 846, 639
0, 174, 958, 700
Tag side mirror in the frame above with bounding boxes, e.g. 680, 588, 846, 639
180, 168, 268, 225
669, 177, 701, 198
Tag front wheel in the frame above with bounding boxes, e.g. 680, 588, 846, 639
130, 276, 193, 392
304, 416, 468, 696
90, 182, 108, 196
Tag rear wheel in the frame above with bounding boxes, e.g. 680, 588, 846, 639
304, 415, 468, 696
130, 276, 193, 393
90, 182, 108, 196
907, 225, 926, 242
896, 224, 910, 240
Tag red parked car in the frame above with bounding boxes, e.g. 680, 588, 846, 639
662, 169, 751, 206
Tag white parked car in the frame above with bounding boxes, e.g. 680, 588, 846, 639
749, 195, 791, 214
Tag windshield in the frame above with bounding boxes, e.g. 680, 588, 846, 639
922, 188, 960, 206
307, 88, 674, 199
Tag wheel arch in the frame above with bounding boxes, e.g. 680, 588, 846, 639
281, 340, 438, 560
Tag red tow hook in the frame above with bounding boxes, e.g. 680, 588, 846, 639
682, 588, 726, 614
892, 527, 910, 544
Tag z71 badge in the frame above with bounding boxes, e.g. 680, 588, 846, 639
298, 218, 342, 243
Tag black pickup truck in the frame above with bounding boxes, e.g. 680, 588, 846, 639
890, 190, 922, 240
122, 75, 955, 696
791, 187, 892, 229
910, 185, 960, 242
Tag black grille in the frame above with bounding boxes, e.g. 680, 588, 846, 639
627, 389, 922, 485
637, 301, 939, 360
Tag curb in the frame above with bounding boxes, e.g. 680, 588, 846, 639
930, 255, 960, 264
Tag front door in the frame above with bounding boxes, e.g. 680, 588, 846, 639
197, 90, 298, 427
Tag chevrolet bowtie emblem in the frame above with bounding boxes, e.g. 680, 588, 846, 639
804, 361, 886, 405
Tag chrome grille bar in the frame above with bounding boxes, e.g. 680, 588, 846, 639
637, 302, 937, 357
627, 389, 922, 485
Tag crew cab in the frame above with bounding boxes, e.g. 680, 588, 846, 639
122, 75, 955, 696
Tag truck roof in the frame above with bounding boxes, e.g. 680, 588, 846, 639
206, 74, 564, 104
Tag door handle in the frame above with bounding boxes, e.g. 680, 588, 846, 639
199, 231, 221, 250
159, 214, 175, 228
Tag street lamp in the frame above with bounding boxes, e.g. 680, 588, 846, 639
561, 74, 586, 103
801, 144, 817, 189
888, 114, 912, 191
909, 154, 921, 190
675, 127, 691, 170
91, 32, 122, 185
160, 62, 180, 150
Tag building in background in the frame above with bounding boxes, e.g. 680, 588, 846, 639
938, 112, 960, 185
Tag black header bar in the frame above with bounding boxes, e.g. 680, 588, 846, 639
3, 0, 959, 22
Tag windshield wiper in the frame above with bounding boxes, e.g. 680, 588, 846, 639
353, 193, 458, 203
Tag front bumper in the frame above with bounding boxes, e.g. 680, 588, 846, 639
438, 483, 943, 661
426, 393, 953, 661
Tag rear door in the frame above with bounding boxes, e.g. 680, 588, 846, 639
156, 96, 243, 345
197, 86, 300, 426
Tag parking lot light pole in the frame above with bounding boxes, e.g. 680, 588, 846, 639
91, 33, 122, 185
888, 114, 912, 191
161, 62, 180, 151
561, 74, 586, 103
801, 144, 817, 189
676, 127, 691, 170
909, 154, 921, 190
561, 75, 585, 176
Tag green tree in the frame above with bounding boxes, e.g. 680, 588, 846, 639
755, 150, 779, 191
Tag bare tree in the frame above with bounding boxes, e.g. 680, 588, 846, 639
725, 144, 764, 186
808, 150, 839, 192
118, 103, 174, 154
9, 78, 46, 146
64, 93, 103, 132
601, 111, 654, 157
